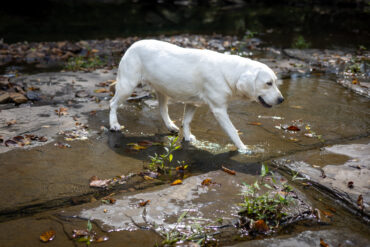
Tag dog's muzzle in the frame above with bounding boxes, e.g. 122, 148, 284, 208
258, 96, 272, 108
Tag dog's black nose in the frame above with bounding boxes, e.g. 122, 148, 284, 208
277, 97, 284, 104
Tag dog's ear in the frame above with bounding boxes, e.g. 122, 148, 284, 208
236, 70, 259, 98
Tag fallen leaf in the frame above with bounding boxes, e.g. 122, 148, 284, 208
72, 229, 90, 238
38, 136, 48, 142
54, 142, 71, 148
171, 179, 183, 186
139, 200, 150, 207
103, 209, 108, 213
348, 181, 354, 188
357, 195, 364, 211
352, 78, 358, 84
143, 175, 154, 180
40, 230, 56, 242
201, 178, 213, 186
90, 110, 97, 115
126, 143, 148, 151
89, 176, 110, 188
289, 137, 299, 142
139, 171, 159, 179
6, 119, 16, 126
95, 236, 109, 243
138, 140, 157, 147
252, 219, 269, 233
322, 211, 334, 217
55, 107, 68, 116
287, 125, 300, 131
320, 238, 329, 247
94, 88, 109, 93
249, 122, 262, 126
102, 197, 116, 204
5, 139, 17, 147
221, 166, 236, 175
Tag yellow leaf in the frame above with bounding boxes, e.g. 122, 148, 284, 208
143, 175, 153, 180
94, 88, 109, 93
40, 230, 56, 242
171, 179, 183, 186
201, 178, 213, 186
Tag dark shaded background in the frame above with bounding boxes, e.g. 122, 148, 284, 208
1, 0, 369, 48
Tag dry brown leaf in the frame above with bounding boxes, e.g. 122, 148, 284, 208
40, 230, 56, 242
6, 119, 16, 126
287, 125, 300, 131
320, 238, 329, 247
94, 88, 109, 93
89, 177, 110, 188
357, 194, 364, 211
72, 229, 89, 238
252, 219, 269, 233
55, 107, 68, 116
38, 136, 48, 142
221, 166, 236, 175
171, 179, 183, 186
143, 175, 154, 180
139, 200, 150, 207
249, 122, 262, 126
348, 181, 354, 188
201, 178, 213, 186
95, 236, 109, 243
322, 211, 334, 217
5, 139, 17, 147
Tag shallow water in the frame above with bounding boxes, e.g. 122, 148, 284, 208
0, 73, 369, 245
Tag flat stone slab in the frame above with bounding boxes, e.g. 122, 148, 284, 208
231, 229, 370, 247
79, 169, 311, 232
273, 139, 370, 217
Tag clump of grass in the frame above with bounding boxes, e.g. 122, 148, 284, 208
292, 35, 310, 49
64, 53, 106, 71
239, 164, 294, 228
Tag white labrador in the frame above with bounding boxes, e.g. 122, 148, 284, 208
110, 40, 284, 152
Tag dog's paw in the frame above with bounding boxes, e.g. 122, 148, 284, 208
184, 134, 196, 143
168, 123, 180, 133
238, 147, 253, 155
110, 124, 124, 131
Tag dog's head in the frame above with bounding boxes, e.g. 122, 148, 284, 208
236, 64, 284, 108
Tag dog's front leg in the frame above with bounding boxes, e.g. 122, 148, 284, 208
210, 106, 249, 153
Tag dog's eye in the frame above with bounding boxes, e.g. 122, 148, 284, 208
266, 82, 273, 86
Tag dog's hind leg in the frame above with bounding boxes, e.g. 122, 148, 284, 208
183, 104, 197, 142
157, 91, 179, 133
109, 56, 140, 131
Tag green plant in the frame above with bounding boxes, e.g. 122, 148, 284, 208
148, 136, 182, 173
239, 164, 293, 227
292, 35, 310, 49
64, 53, 106, 71
158, 211, 216, 246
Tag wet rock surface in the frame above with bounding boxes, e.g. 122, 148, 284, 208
0, 35, 369, 246
231, 229, 370, 247
273, 139, 370, 218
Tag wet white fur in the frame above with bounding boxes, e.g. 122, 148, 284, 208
110, 40, 283, 152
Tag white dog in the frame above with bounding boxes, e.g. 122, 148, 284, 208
109, 40, 284, 153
